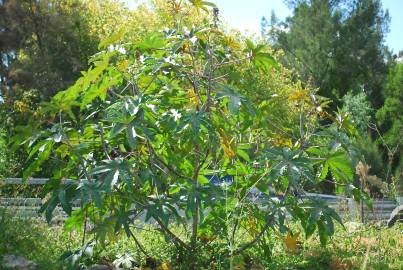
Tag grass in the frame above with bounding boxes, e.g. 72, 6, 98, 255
0, 208, 402, 270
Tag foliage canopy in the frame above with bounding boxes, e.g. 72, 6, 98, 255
8, 1, 364, 268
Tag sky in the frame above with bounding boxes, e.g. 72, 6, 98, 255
213, 0, 403, 53
127, 0, 403, 53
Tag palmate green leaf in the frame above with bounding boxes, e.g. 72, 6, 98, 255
127, 123, 142, 149
301, 199, 343, 244
81, 71, 122, 109
53, 55, 110, 110
104, 96, 146, 124
317, 221, 329, 246
350, 185, 373, 210
189, 0, 217, 12
64, 209, 86, 232
319, 162, 329, 180
110, 123, 126, 138
324, 206, 343, 228
323, 215, 335, 236
105, 102, 134, 124
144, 200, 178, 226
79, 182, 103, 209
306, 146, 350, 183
217, 84, 241, 114
244, 39, 278, 72
236, 149, 251, 162
252, 52, 278, 72
58, 188, 71, 215
23, 140, 54, 179
168, 185, 181, 195
137, 32, 166, 51
306, 208, 321, 237
105, 101, 129, 123
198, 175, 210, 185
90, 158, 134, 191
39, 193, 59, 223
176, 111, 212, 141
327, 150, 353, 182
98, 29, 125, 50
216, 84, 254, 115
265, 147, 314, 185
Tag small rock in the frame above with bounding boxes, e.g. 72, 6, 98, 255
2, 254, 37, 270
113, 253, 139, 269
345, 221, 362, 233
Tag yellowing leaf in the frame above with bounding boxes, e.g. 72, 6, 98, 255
140, 144, 149, 155
283, 232, 301, 252
116, 59, 129, 72
197, 233, 216, 243
288, 89, 309, 102
248, 218, 259, 238
157, 262, 174, 270
171, 0, 183, 14
187, 89, 200, 109
222, 140, 236, 158
218, 128, 236, 158
224, 35, 242, 51
189, 0, 216, 12
98, 28, 125, 49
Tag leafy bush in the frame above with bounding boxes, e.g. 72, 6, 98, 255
11, 1, 362, 269
0, 209, 81, 270
353, 136, 386, 181
342, 91, 373, 134
0, 130, 6, 177
376, 63, 403, 152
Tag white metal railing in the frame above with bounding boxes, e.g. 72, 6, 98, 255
0, 178, 397, 221
1, 178, 82, 185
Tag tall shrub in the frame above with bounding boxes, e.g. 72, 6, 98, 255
12, 1, 362, 268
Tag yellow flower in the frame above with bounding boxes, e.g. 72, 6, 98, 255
14, 101, 29, 113
271, 134, 292, 147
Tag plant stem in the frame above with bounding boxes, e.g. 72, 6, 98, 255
191, 145, 200, 252
232, 215, 273, 256
128, 228, 149, 257
154, 216, 188, 249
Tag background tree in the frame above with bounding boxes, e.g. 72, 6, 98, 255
261, 0, 399, 196
0, 0, 100, 99
0, 0, 102, 176
375, 62, 403, 177
263, 0, 391, 110
0, 0, 156, 176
